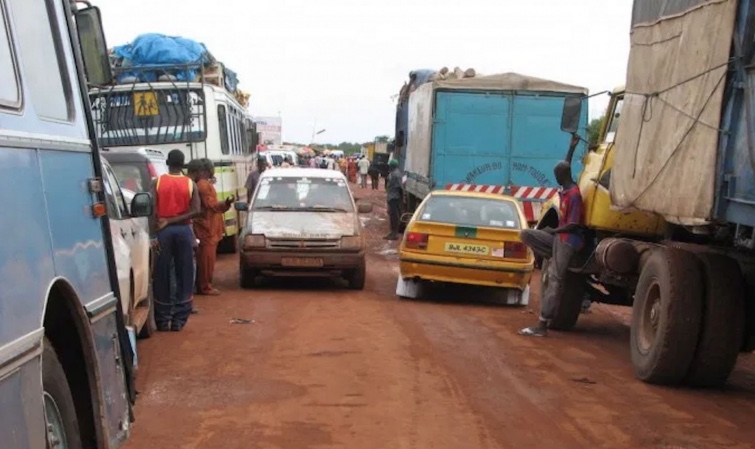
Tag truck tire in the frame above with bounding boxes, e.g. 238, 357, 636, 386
685, 253, 745, 387
539, 258, 586, 331
43, 337, 84, 449
630, 248, 703, 385
347, 261, 366, 290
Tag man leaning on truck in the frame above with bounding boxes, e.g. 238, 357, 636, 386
519, 149, 585, 337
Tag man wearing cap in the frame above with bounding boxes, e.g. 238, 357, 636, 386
245, 156, 268, 203
151, 149, 201, 331
385, 159, 403, 240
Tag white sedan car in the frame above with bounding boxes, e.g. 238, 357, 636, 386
101, 159, 155, 337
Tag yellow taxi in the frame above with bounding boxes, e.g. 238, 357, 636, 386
396, 190, 535, 304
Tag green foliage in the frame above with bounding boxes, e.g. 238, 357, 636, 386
587, 116, 606, 147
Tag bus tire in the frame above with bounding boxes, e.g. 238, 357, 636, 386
631, 248, 703, 385
43, 337, 83, 449
685, 253, 745, 387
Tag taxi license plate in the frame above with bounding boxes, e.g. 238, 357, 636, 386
444, 242, 489, 256
281, 257, 324, 267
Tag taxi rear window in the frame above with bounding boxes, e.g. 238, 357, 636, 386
417, 195, 521, 229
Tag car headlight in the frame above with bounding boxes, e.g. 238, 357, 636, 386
341, 235, 363, 249
243, 234, 266, 249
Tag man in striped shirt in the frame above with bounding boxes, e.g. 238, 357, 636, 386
519, 158, 585, 337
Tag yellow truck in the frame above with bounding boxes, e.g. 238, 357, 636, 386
536, 0, 755, 388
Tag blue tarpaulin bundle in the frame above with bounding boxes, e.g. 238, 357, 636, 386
113, 33, 209, 83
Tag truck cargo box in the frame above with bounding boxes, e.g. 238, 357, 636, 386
404, 72, 588, 221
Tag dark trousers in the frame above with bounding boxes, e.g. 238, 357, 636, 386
520, 229, 575, 323
370, 174, 379, 190
154, 224, 195, 327
387, 199, 401, 235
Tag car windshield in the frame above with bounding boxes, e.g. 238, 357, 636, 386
417, 195, 521, 229
252, 176, 354, 212
111, 163, 145, 192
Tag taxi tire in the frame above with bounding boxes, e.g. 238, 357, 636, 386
347, 262, 366, 290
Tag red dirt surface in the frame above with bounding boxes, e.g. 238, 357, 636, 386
125, 183, 755, 449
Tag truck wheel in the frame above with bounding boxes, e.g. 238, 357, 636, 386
631, 248, 703, 385
240, 267, 258, 289
685, 253, 745, 387
43, 338, 84, 449
347, 261, 366, 290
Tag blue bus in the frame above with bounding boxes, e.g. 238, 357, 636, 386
0, 1, 151, 448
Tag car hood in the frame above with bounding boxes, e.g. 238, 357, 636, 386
248, 211, 358, 239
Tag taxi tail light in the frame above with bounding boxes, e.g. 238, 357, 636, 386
504, 241, 528, 259
405, 232, 429, 250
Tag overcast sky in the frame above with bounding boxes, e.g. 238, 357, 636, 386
100, 0, 632, 144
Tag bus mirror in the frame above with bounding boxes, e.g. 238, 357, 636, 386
74, 6, 113, 86
561, 95, 583, 134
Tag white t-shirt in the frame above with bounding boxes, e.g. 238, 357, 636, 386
357, 158, 371, 174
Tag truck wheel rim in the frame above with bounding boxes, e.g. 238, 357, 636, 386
638, 280, 661, 355
44, 392, 69, 449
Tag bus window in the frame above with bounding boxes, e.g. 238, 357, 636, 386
9, 0, 73, 121
0, 1, 20, 109
218, 104, 230, 155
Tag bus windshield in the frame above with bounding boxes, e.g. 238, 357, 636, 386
90, 85, 207, 147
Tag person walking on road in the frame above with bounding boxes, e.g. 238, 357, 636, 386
193, 159, 234, 296
357, 156, 371, 189
245, 156, 268, 203
384, 159, 403, 240
151, 150, 201, 332
519, 148, 585, 337
368, 162, 380, 190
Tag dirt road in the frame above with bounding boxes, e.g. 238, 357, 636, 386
126, 187, 755, 449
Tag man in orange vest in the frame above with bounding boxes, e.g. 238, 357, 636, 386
151, 150, 201, 332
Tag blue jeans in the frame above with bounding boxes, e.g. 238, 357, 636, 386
154, 224, 195, 327
169, 258, 196, 303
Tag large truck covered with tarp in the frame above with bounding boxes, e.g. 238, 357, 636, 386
538, 0, 755, 387
399, 72, 588, 223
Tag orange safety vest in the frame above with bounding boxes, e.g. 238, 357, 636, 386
156, 174, 193, 224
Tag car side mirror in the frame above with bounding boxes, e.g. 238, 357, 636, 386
130, 193, 153, 217
357, 202, 373, 214
560, 95, 583, 134
235, 201, 249, 212
74, 6, 113, 86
